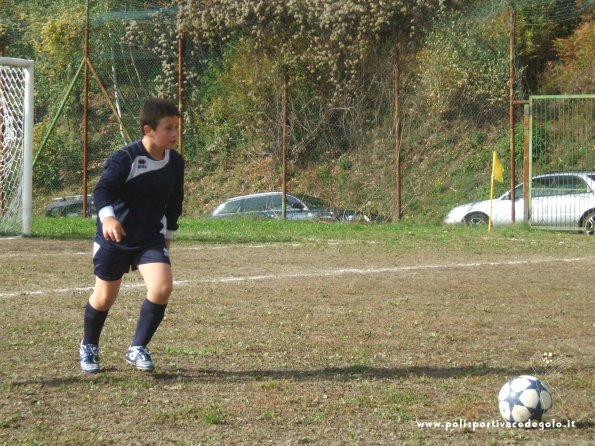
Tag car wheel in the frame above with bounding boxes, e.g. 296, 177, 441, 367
464, 212, 489, 226
581, 210, 595, 235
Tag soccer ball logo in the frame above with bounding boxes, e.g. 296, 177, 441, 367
498, 375, 552, 423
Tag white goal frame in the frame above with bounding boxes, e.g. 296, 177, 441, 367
0, 57, 34, 236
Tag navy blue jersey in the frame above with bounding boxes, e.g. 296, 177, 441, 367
94, 140, 184, 250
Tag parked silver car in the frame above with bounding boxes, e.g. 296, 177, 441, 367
46, 195, 96, 218
209, 192, 381, 222
444, 172, 595, 234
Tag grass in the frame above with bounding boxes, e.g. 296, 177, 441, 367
30, 215, 563, 245
200, 403, 228, 425
2, 218, 593, 445
30, 216, 96, 239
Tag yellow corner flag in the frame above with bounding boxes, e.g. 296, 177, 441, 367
492, 151, 504, 183
489, 151, 505, 232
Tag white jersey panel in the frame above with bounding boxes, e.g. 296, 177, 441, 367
125, 151, 171, 184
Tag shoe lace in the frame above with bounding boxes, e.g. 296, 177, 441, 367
82, 344, 99, 358
133, 346, 151, 361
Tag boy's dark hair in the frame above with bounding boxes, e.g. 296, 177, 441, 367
140, 97, 180, 132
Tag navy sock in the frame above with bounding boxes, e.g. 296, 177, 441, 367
132, 299, 167, 347
82, 302, 109, 346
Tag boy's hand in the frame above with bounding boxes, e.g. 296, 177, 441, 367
165, 239, 172, 249
102, 216, 126, 242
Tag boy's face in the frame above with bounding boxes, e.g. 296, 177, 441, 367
144, 116, 179, 150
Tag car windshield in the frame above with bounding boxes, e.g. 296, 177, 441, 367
215, 199, 242, 215
270, 194, 302, 210
503, 174, 593, 199
242, 195, 270, 212
532, 175, 589, 197
298, 195, 329, 209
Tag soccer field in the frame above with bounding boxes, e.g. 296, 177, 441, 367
0, 232, 593, 445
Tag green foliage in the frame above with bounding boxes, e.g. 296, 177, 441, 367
180, 0, 447, 95
3, 1, 592, 225
36, 12, 83, 65
544, 20, 595, 93
179, 0, 449, 164
417, 9, 509, 122
530, 97, 594, 172
515, 0, 584, 92
189, 43, 276, 165
0, 22, 7, 53
316, 163, 333, 185
33, 144, 63, 190
490, 121, 525, 182
33, 115, 85, 191
339, 154, 353, 171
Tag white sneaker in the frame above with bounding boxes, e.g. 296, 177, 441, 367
125, 345, 155, 371
79, 342, 100, 374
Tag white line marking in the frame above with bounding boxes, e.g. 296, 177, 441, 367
201, 257, 588, 283
0, 257, 588, 299
0, 251, 90, 259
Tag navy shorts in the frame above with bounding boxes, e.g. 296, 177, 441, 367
93, 241, 171, 281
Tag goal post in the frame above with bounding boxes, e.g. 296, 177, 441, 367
0, 57, 34, 236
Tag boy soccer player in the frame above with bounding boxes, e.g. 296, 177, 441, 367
79, 97, 184, 373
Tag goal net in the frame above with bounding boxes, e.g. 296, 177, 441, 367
0, 57, 33, 236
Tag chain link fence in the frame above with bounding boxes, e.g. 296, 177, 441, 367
1, 0, 592, 221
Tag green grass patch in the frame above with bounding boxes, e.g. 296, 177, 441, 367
30, 215, 551, 246
31, 216, 96, 239
200, 403, 228, 425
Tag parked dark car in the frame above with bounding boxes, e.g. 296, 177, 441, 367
209, 192, 382, 222
46, 195, 96, 218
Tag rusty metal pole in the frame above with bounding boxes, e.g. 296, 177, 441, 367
523, 104, 530, 224
82, 0, 90, 217
393, 51, 402, 221
509, 0, 516, 222
86, 60, 130, 142
281, 70, 288, 220
177, 32, 184, 155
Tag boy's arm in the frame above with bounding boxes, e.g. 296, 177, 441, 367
94, 151, 129, 242
94, 151, 128, 211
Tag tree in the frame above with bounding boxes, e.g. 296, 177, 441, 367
178, 0, 448, 159
179, 0, 447, 96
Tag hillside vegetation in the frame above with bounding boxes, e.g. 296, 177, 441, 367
1, 0, 593, 222
178, 1, 594, 221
